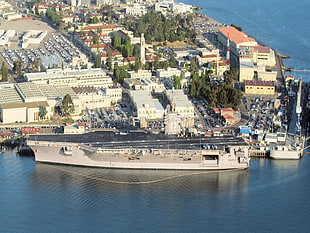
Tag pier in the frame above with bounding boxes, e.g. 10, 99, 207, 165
249, 149, 268, 158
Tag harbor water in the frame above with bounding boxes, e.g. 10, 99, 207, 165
1, 149, 310, 232
1, 0, 310, 232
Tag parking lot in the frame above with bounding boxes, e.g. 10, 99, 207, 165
0, 32, 83, 72
79, 103, 134, 131
241, 94, 289, 136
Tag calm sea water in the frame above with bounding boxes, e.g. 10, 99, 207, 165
1, 149, 310, 232
1, 1, 310, 232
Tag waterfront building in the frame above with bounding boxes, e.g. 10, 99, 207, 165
0, 101, 51, 123
103, 87, 122, 104
218, 26, 258, 57
240, 45, 277, 67
128, 90, 165, 120
0, 81, 122, 123
0, 82, 80, 123
24, 68, 113, 88
239, 58, 277, 83
244, 80, 275, 95
154, 1, 193, 14
239, 58, 255, 82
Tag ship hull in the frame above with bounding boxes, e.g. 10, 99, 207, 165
27, 141, 250, 170
270, 149, 303, 160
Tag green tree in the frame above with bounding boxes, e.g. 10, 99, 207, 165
38, 105, 47, 120
92, 34, 99, 45
134, 58, 142, 71
106, 52, 112, 71
173, 76, 181, 89
62, 94, 74, 115
113, 66, 128, 84
35, 6, 39, 16
169, 55, 177, 68
111, 34, 121, 50
189, 59, 198, 74
79, 30, 85, 38
95, 53, 101, 68
13, 60, 22, 75
1, 62, 8, 82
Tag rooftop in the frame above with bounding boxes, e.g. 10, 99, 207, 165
219, 26, 257, 45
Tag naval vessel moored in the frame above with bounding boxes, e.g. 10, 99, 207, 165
27, 131, 250, 170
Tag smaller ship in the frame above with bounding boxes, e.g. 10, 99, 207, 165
270, 77, 305, 159
269, 143, 303, 160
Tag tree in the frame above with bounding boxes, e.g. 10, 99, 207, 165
38, 106, 47, 120
79, 30, 85, 38
134, 58, 142, 71
169, 55, 177, 68
95, 53, 101, 68
1, 62, 8, 82
111, 34, 121, 49
173, 76, 181, 89
62, 94, 74, 115
35, 6, 39, 16
31, 58, 42, 72
189, 59, 198, 74
113, 66, 128, 84
13, 60, 22, 75
106, 52, 112, 71
92, 34, 99, 45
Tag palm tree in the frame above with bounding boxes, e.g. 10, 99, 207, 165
62, 94, 74, 115
38, 105, 47, 121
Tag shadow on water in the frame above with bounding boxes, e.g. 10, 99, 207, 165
31, 163, 249, 193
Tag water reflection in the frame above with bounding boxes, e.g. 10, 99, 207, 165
32, 163, 249, 194
270, 159, 301, 169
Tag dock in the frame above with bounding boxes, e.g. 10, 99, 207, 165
249, 149, 268, 158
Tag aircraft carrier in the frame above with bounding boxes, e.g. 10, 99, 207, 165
27, 131, 250, 170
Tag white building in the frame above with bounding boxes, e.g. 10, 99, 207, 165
125, 4, 147, 16
103, 87, 122, 104
24, 68, 113, 88
128, 69, 152, 79
0, 29, 15, 46
123, 77, 165, 93
129, 90, 165, 120
154, 1, 193, 14
170, 1, 193, 14
22, 30, 48, 49
239, 57, 277, 83
164, 89, 195, 119
156, 68, 182, 79
0, 101, 51, 123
